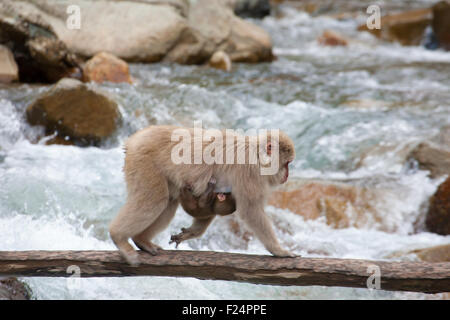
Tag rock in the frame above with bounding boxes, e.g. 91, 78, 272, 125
45, 135, 74, 146
232, 0, 271, 19
48, 0, 188, 62
82, 52, 132, 84
409, 142, 450, 178
317, 197, 350, 229
426, 177, 450, 235
0, 0, 81, 82
225, 13, 274, 62
26, 78, 121, 146
268, 179, 378, 229
358, 8, 432, 46
317, 30, 348, 46
8, 0, 273, 65
0, 277, 31, 300
174, 0, 273, 64
435, 125, 450, 147
411, 244, 450, 262
0, 45, 18, 83
209, 51, 232, 71
432, 1, 450, 50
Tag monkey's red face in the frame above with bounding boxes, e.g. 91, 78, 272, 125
272, 133, 295, 185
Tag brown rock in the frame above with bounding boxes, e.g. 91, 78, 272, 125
411, 244, 450, 262
0, 278, 31, 300
26, 78, 121, 146
226, 14, 274, 62
409, 142, 450, 178
0, 45, 18, 83
317, 30, 348, 46
268, 179, 378, 229
83, 52, 132, 84
432, 1, 450, 50
426, 177, 450, 235
45, 135, 74, 146
358, 8, 432, 46
209, 51, 232, 71
318, 197, 350, 229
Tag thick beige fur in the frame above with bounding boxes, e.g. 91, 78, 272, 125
109, 125, 296, 265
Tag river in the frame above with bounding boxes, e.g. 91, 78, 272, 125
0, 2, 449, 299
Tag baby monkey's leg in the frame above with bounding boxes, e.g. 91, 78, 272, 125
169, 217, 214, 247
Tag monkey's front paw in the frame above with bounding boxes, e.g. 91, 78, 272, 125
272, 249, 299, 258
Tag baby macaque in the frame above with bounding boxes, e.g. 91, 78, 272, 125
170, 178, 236, 247
181, 178, 236, 218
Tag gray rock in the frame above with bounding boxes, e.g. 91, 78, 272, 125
3, 0, 273, 65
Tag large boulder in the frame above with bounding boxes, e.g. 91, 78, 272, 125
0, 44, 18, 83
0, 0, 81, 82
358, 8, 432, 46
410, 244, 450, 262
166, 0, 273, 63
432, 1, 450, 50
42, 0, 188, 62
26, 78, 121, 146
268, 179, 378, 229
426, 177, 450, 235
82, 52, 132, 84
6, 0, 273, 65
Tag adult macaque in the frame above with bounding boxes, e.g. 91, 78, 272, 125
170, 178, 236, 247
109, 125, 296, 265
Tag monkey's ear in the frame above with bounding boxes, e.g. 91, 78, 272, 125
266, 142, 272, 156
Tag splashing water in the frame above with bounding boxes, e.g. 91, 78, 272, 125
1, 3, 449, 299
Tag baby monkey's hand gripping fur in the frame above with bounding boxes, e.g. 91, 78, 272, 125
170, 178, 236, 247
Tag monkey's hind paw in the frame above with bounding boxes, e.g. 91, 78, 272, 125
169, 228, 191, 248
132, 239, 162, 256
121, 251, 140, 266
169, 234, 183, 248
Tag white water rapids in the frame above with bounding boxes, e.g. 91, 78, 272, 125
0, 2, 449, 299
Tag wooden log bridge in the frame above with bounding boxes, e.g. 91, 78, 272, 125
0, 250, 449, 293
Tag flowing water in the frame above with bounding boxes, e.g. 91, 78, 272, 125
1, 3, 449, 299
